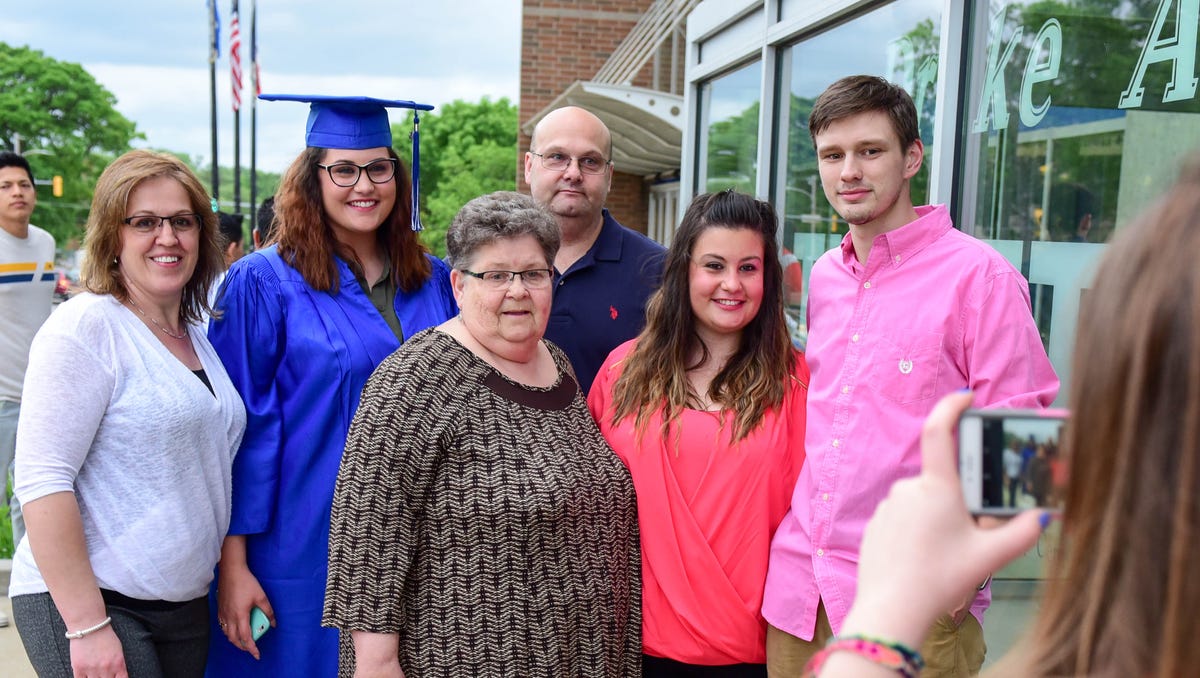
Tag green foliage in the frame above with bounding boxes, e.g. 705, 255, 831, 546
704, 101, 760, 195
971, 0, 1167, 243
1019, 0, 1199, 114
0, 42, 141, 246
178, 157, 281, 248
207, 165, 281, 219
0, 476, 12, 559
394, 97, 519, 256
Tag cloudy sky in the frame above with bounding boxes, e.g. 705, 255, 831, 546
1, 1, 522, 185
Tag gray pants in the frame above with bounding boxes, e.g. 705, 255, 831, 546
1, 399, 24, 547
12, 591, 209, 678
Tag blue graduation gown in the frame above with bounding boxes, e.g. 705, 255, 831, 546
205, 247, 457, 676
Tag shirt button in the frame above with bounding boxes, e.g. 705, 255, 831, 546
832, 439, 840, 448
841, 385, 849, 394
863, 281, 871, 289
851, 334, 860, 342
822, 493, 830, 501
816, 548, 825, 557
894, 255, 901, 263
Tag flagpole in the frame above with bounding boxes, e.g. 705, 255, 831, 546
208, 0, 220, 202
249, 0, 258, 236
231, 0, 242, 216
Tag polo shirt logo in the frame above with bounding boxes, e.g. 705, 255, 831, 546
610, 305, 618, 320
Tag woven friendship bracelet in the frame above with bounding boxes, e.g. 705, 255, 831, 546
64, 616, 113, 640
802, 634, 924, 678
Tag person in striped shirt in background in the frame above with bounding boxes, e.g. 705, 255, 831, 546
0, 151, 56, 629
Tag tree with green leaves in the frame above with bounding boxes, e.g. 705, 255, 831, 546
704, 101, 760, 195
0, 43, 141, 245
394, 97, 518, 256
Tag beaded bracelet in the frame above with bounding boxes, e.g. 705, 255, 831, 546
802, 634, 924, 678
64, 616, 113, 640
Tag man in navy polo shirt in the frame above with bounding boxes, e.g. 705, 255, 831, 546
525, 106, 665, 394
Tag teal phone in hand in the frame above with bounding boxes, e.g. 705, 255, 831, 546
250, 606, 271, 641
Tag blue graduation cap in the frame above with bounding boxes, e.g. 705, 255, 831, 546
260, 93, 435, 231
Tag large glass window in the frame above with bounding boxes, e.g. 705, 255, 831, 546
957, 0, 1200, 582
958, 0, 1200, 403
772, 0, 943, 346
696, 61, 763, 195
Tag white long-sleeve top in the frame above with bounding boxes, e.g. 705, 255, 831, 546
11, 293, 246, 602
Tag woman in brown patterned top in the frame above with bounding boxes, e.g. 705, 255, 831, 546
323, 191, 641, 677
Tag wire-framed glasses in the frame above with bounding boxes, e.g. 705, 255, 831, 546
529, 151, 610, 175
122, 214, 201, 234
462, 268, 554, 289
315, 158, 398, 187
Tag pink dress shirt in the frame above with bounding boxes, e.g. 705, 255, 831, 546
590, 339, 809, 664
761, 205, 1058, 639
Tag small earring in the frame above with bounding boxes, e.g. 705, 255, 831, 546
113, 257, 119, 265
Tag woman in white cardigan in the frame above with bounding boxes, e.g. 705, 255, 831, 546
10, 150, 246, 678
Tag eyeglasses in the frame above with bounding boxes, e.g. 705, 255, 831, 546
530, 151, 610, 175
315, 158, 398, 187
122, 214, 201, 234
462, 268, 554, 289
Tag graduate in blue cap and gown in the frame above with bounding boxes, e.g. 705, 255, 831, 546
205, 94, 456, 677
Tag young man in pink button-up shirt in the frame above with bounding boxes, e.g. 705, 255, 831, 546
761, 76, 1058, 677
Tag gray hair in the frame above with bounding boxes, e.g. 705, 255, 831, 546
445, 191, 561, 270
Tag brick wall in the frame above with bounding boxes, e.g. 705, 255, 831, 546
519, 0, 656, 234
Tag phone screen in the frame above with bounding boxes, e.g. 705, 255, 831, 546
960, 409, 1068, 515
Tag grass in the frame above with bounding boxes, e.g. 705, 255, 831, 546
0, 477, 13, 558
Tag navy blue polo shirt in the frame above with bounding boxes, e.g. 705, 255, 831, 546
546, 209, 665, 395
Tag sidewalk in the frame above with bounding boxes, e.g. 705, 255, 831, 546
1, 559, 36, 677
0, 557, 1036, 674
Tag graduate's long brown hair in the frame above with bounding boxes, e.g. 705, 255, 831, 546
274, 146, 431, 292
608, 190, 798, 443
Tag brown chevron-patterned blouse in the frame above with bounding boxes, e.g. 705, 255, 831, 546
324, 328, 641, 677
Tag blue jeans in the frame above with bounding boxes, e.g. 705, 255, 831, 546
0, 399, 24, 548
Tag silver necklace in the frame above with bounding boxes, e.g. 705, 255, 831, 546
127, 299, 188, 340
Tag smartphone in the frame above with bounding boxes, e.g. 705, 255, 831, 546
250, 606, 271, 641
958, 408, 1069, 516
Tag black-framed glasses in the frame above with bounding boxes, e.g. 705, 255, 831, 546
122, 214, 201, 234
315, 158, 398, 187
463, 268, 554, 289
530, 151, 610, 175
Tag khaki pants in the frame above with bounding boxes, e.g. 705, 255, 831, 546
765, 600, 986, 678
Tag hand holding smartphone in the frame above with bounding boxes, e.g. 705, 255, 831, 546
250, 606, 271, 641
958, 408, 1069, 516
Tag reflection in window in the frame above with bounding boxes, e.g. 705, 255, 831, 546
956, 0, 1200, 581
697, 61, 762, 195
961, 1, 1200, 250
957, 0, 1200, 405
771, 0, 942, 347
1029, 283, 1054, 353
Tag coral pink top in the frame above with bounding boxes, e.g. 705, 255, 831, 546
589, 339, 808, 664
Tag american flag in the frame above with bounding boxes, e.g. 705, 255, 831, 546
230, 0, 242, 111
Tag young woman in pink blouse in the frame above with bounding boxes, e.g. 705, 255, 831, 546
589, 189, 808, 677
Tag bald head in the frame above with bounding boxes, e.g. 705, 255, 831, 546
531, 106, 613, 160
525, 106, 615, 238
